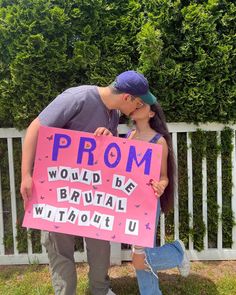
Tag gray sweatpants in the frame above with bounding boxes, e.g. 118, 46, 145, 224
42, 231, 110, 295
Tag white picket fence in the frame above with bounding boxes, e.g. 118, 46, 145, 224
0, 122, 236, 265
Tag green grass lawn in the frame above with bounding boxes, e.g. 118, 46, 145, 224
0, 261, 236, 295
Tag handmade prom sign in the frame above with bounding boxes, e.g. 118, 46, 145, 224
23, 126, 162, 247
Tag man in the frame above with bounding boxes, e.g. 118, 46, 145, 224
20, 70, 156, 295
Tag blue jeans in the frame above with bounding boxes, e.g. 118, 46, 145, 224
136, 203, 184, 295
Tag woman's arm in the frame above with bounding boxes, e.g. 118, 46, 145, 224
151, 137, 169, 197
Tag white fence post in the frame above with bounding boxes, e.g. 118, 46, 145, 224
7, 138, 18, 255
0, 168, 5, 255
217, 132, 223, 250
172, 132, 179, 240
110, 242, 122, 265
187, 133, 194, 251
202, 154, 208, 250
232, 130, 236, 249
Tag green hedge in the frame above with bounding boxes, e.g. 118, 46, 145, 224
0, 0, 235, 253
0, 0, 235, 128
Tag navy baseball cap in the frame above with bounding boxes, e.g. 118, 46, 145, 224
112, 70, 157, 105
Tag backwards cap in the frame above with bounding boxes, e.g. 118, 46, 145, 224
112, 70, 157, 105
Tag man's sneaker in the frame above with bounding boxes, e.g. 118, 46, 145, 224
106, 289, 116, 295
177, 239, 190, 277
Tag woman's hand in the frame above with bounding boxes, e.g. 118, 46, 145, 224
150, 179, 166, 198
94, 127, 113, 136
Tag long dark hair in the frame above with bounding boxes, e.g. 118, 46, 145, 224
149, 103, 176, 214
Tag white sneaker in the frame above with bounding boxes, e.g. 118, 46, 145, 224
177, 240, 190, 277
106, 289, 116, 295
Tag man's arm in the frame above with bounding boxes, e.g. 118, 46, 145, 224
20, 117, 41, 209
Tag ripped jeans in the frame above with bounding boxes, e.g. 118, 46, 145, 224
135, 203, 184, 295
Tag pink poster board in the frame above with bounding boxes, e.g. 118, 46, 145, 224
23, 126, 162, 247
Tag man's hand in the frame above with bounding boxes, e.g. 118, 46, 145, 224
20, 174, 33, 209
20, 117, 41, 209
94, 127, 113, 136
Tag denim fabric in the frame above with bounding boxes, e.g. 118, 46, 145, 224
136, 268, 162, 295
135, 201, 184, 295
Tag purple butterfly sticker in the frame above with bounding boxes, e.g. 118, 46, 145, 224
145, 223, 151, 230
146, 179, 153, 186
47, 135, 53, 141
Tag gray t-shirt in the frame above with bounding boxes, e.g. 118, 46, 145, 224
38, 85, 119, 135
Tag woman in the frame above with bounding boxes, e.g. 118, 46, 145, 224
127, 102, 190, 295
95, 102, 190, 295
